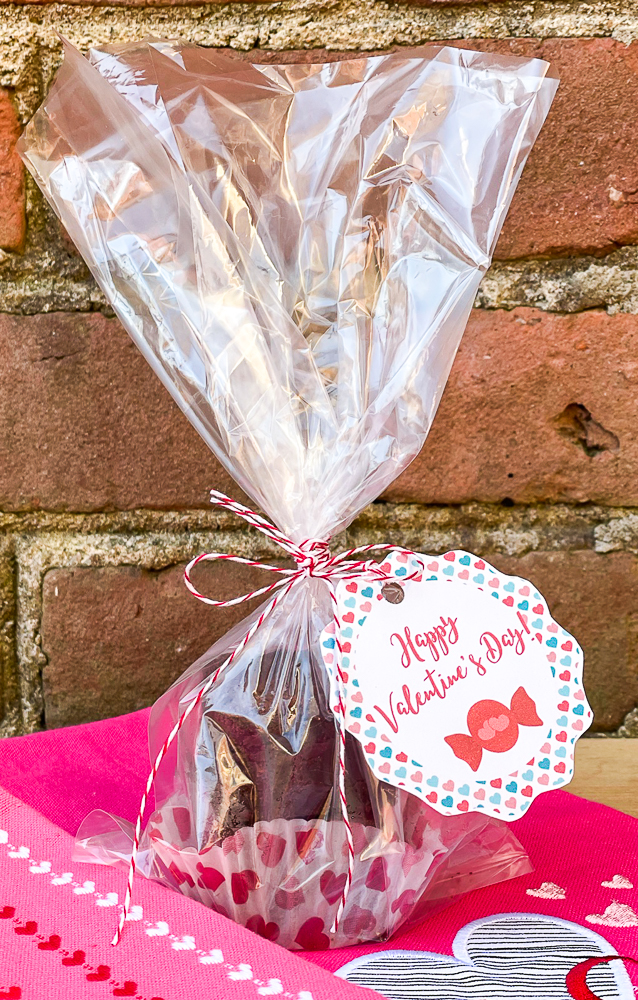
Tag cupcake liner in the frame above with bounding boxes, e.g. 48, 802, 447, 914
147, 812, 447, 949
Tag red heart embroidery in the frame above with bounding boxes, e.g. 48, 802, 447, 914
294, 917, 329, 951
426, 791, 437, 804
533, 604, 544, 614
503, 596, 514, 607
196, 863, 225, 892
474, 560, 485, 570
521, 785, 533, 797
0, 988, 20, 999
556, 731, 567, 743
396, 752, 408, 763
231, 870, 259, 905
364, 742, 375, 754
346, 582, 357, 593
256, 833, 286, 868
443, 552, 455, 562
554, 762, 566, 774
246, 915, 280, 942
87, 966, 111, 982
365, 857, 389, 892
112, 982, 137, 997
0, 907, 15, 920
38, 934, 61, 951
14, 922, 37, 936
557, 700, 569, 711
490, 779, 502, 788
559, 670, 570, 681
320, 870, 348, 905
61, 950, 85, 965
561, 641, 573, 651
343, 612, 355, 624
457, 800, 469, 812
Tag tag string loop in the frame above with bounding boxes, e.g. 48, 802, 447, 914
113, 489, 422, 946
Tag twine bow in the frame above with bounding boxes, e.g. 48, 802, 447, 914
113, 490, 422, 945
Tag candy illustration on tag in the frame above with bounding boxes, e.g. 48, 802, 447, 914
321, 550, 592, 820
445, 688, 543, 771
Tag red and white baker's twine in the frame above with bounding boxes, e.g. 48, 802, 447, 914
113, 489, 423, 946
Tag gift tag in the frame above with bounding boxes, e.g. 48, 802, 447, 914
320, 551, 592, 820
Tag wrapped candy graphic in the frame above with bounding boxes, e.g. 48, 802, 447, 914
445, 688, 544, 772
20, 40, 557, 949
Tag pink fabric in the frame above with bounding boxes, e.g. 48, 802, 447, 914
3, 712, 638, 994
0, 787, 371, 999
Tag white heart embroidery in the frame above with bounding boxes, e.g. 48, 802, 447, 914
51, 872, 73, 885
199, 950, 224, 965
8, 846, 29, 859
257, 980, 284, 996
29, 861, 52, 874
73, 880, 95, 895
171, 936, 196, 950
337, 913, 634, 999
96, 893, 118, 907
228, 964, 253, 981
146, 921, 170, 937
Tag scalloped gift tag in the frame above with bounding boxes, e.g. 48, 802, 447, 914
320, 550, 592, 820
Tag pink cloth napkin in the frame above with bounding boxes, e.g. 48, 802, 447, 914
3, 712, 638, 997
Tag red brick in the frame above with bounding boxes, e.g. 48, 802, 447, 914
0, 89, 24, 250
41, 559, 270, 727
5, 309, 638, 510
39, 550, 638, 731
391, 307, 638, 506
0, 312, 236, 511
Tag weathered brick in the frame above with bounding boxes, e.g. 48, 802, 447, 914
5, 308, 638, 510
39, 549, 637, 731
0, 89, 24, 251
458, 38, 638, 260
394, 307, 638, 507
40, 559, 269, 728
0, 312, 236, 512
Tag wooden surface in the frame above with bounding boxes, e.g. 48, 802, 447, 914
568, 739, 638, 817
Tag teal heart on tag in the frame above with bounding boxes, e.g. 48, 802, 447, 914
380, 747, 392, 758
491, 592, 499, 599
351, 678, 358, 686
350, 707, 361, 718
546, 637, 557, 648
538, 758, 550, 769
557, 715, 568, 726
551, 667, 556, 677
342, 657, 350, 668
459, 555, 470, 566
534, 592, 541, 599
473, 574, 484, 584
361, 587, 373, 598
532, 618, 543, 628
411, 760, 423, 768
358, 618, 366, 626
342, 627, 353, 638
344, 597, 356, 608
426, 776, 438, 787
364, 727, 377, 738
489, 793, 501, 804
555, 746, 566, 758
553, 778, 564, 786
396, 567, 407, 577
395, 767, 407, 779
521, 801, 530, 811
458, 784, 469, 795
506, 781, 517, 793
561, 655, 571, 666
323, 638, 335, 649
573, 704, 584, 716
518, 600, 528, 610
522, 770, 533, 781
426, 575, 437, 581
443, 566, 454, 576
558, 685, 570, 696
441, 796, 453, 808
503, 582, 515, 592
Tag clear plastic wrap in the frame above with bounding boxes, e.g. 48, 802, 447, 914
20, 40, 557, 949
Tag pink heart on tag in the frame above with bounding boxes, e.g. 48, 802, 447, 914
379, 762, 391, 774
442, 780, 454, 792
381, 734, 391, 743
351, 691, 363, 703
488, 578, 499, 588
411, 771, 422, 783
349, 722, 361, 734
518, 586, 530, 596
360, 601, 372, 612
505, 797, 516, 809
324, 653, 333, 665
427, 562, 439, 572
540, 743, 551, 753
547, 622, 558, 633
547, 652, 556, 662
474, 788, 485, 800
572, 719, 583, 731
574, 689, 585, 700
396, 552, 408, 563
458, 570, 469, 580
538, 773, 549, 785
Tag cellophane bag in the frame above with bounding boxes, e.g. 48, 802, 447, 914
20, 40, 557, 950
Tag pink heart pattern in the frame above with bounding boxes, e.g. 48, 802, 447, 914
319, 549, 592, 821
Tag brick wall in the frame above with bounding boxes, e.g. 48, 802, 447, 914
1, 0, 638, 738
